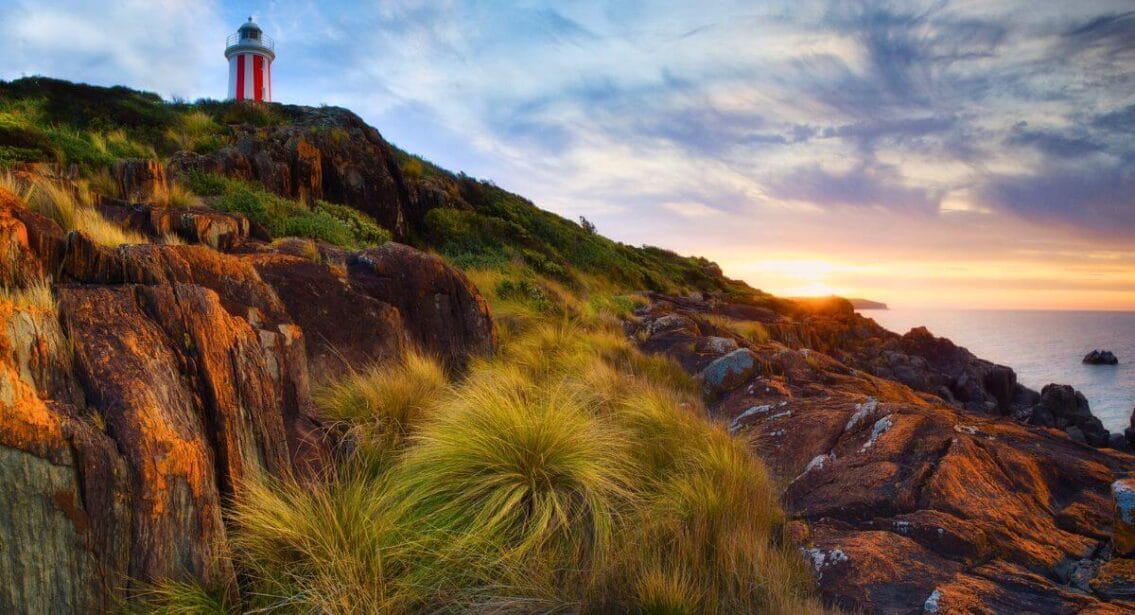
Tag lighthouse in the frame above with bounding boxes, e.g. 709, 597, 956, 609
225, 17, 275, 102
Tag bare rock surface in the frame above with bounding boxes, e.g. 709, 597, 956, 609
633, 292, 1135, 613
0, 185, 496, 611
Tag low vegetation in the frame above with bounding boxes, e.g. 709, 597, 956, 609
184, 171, 389, 248
138, 273, 822, 614
705, 313, 772, 345
2, 172, 147, 247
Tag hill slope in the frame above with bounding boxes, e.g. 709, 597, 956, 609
2, 77, 1135, 613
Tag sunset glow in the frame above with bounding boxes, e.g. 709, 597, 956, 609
3, 1, 1132, 310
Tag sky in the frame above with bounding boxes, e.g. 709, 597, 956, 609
1, 1, 1133, 310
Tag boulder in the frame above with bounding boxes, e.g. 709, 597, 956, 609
111, 158, 168, 204
1114, 479, 1135, 557
1029, 383, 1110, 448
1083, 350, 1119, 365
95, 198, 251, 251
634, 292, 1135, 612
249, 251, 407, 381
347, 242, 495, 370
700, 349, 760, 396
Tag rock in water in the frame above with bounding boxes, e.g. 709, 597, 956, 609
1083, 349, 1119, 365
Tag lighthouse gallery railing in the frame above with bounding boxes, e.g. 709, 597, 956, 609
226, 33, 275, 50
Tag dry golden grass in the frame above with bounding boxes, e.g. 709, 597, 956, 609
0, 277, 56, 314
219, 307, 823, 613
705, 313, 771, 345
22, 176, 147, 246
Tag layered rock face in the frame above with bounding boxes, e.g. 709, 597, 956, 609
633, 294, 1135, 613
167, 106, 467, 240
0, 184, 495, 611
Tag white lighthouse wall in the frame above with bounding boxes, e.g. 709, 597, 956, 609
226, 50, 273, 102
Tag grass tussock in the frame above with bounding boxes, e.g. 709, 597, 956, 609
127, 580, 229, 615
315, 350, 448, 464
30, 179, 147, 245
216, 304, 822, 613
0, 277, 56, 314
705, 313, 771, 345
11, 175, 147, 246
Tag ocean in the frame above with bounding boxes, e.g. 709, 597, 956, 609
864, 309, 1135, 432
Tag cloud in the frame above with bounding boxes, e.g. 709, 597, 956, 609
0, 0, 225, 99
1, 0, 1133, 306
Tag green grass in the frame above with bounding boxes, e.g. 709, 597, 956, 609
183, 171, 391, 248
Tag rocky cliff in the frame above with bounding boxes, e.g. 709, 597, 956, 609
0, 172, 494, 611
632, 293, 1135, 612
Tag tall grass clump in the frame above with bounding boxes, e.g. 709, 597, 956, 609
705, 313, 771, 345
394, 379, 637, 578
315, 350, 448, 467
0, 277, 56, 314
165, 110, 226, 154
229, 477, 421, 613
127, 580, 229, 615
23, 177, 146, 246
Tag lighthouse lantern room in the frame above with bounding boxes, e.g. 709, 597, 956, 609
225, 17, 275, 102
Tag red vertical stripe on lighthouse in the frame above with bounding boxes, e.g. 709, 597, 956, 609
236, 55, 246, 100
253, 55, 264, 101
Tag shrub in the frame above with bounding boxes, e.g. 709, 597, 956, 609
182, 170, 229, 197
220, 101, 283, 127
0, 125, 59, 164
278, 210, 355, 247
186, 173, 376, 248
401, 157, 424, 180
314, 200, 391, 246
216, 187, 268, 225
165, 110, 226, 154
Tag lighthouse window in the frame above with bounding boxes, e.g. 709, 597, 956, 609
249, 31, 260, 40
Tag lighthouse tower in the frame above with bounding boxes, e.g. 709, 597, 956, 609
225, 17, 275, 102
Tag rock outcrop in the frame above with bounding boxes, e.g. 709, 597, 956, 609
346, 242, 495, 370
0, 184, 495, 611
632, 293, 1135, 612
111, 158, 168, 204
1029, 383, 1110, 447
169, 107, 425, 239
